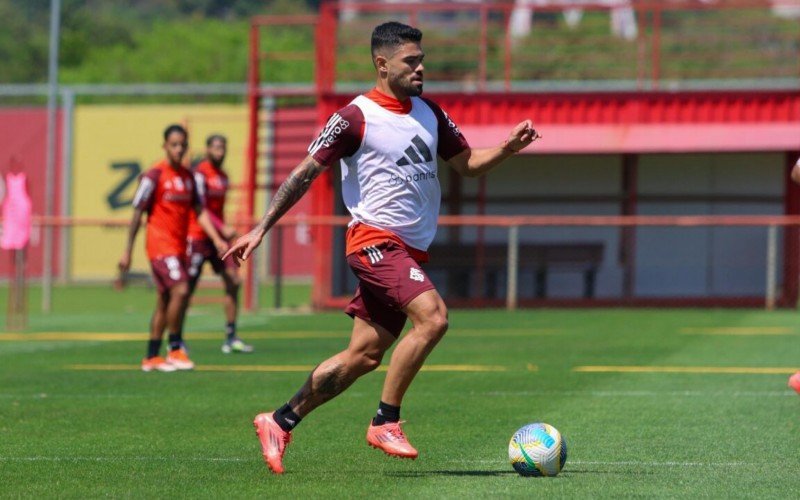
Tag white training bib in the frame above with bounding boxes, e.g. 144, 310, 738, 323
340, 95, 441, 251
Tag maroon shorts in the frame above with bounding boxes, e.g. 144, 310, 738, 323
187, 238, 234, 279
150, 255, 189, 294
344, 241, 435, 337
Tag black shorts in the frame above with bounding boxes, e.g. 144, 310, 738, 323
187, 238, 234, 278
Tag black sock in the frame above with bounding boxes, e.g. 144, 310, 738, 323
147, 339, 162, 359
372, 401, 400, 426
168, 332, 182, 351
274, 403, 302, 432
225, 322, 236, 341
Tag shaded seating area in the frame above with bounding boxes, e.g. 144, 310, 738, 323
427, 242, 604, 300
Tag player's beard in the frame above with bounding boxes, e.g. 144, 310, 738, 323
392, 73, 423, 97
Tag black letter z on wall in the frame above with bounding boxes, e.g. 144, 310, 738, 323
107, 162, 142, 210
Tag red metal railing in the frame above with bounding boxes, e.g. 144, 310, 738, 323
21, 214, 800, 229
244, 15, 318, 310
17, 214, 800, 310
315, 0, 800, 91
249, 1, 800, 97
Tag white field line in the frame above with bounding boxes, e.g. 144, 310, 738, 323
445, 459, 782, 467
458, 459, 779, 467
0, 329, 560, 342
0, 342, 102, 355
0, 456, 781, 468
574, 365, 797, 374
480, 390, 796, 397
0, 456, 248, 462
4, 327, 797, 343
0, 393, 150, 399
2, 390, 792, 401
680, 327, 796, 336
569, 461, 760, 467
63, 364, 510, 373
61, 364, 798, 376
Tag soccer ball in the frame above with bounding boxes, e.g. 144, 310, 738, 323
508, 423, 567, 477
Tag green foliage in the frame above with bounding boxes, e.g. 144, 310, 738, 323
60, 19, 250, 83
0, 0, 314, 84
256, 23, 316, 84
0, 2, 796, 86
0, 1, 50, 83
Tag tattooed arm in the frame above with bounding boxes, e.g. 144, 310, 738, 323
222, 155, 328, 264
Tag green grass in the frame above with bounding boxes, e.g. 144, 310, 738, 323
0, 283, 313, 331
2, 286, 800, 497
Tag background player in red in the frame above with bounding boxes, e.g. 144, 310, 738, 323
224, 22, 539, 474
119, 124, 228, 372
186, 134, 254, 354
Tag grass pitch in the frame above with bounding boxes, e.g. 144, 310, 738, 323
2, 285, 800, 498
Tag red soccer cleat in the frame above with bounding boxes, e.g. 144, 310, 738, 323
789, 371, 800, 394
253, 412, 292, 474
166, 348, 195, 370
141, 356, 177, 372
366, 421, 418, 459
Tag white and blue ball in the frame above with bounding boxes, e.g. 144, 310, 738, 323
508, 423, 567, 477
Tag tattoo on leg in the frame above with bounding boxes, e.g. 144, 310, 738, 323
316, 362, 346, 401
289, 360, 354, 413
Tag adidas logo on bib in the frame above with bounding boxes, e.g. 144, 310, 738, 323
409, 267, 425, 282
396, 135, 433, 166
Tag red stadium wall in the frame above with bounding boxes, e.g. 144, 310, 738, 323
0, 108, 63, 280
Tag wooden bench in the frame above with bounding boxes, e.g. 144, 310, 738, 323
427, 242, 605, 299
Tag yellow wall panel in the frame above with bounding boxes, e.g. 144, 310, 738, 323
71, 104, 248, 279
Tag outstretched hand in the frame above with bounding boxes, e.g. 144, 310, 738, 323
118, 252, 131, 274
504, 120, 541, 153
222, 227, 265, 267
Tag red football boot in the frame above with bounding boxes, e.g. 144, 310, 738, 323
166, 347, 195, 370
253, 412, 293, 474
788, 371, 800, 394
366, 421, 418, 459
141, 356, 177, 373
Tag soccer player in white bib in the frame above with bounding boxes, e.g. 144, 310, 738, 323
224, 21, 540, 474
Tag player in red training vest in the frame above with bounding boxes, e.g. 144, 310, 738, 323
225, 22, 540, 474
119, 124, 228, 372
789, 156, 800, 394
186, 134, 253, 354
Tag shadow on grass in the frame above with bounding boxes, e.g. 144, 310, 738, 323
387, 470, 518, 477
387, 469, 646, 478
563, 469, 655, 476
